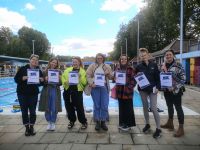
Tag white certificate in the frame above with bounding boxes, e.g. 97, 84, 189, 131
27, 69, 39, 84
134, 72, 150, 89
69, 71, 79, 85
115, 71, 126, 85
160, 72, 172, 88
48, 69, 59, 84
94, 73, 105, 87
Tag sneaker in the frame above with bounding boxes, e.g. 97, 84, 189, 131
143, 124, 151, 133
51, 123, 55, 131
118, 124, 124, 129
47, 122, 51, 131
120, 125, 131, 131
153, 128, 162, 138
81, 122, 88, 130
68, 122, 74, 129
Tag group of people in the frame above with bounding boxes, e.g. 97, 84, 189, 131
14, 48, 186, 139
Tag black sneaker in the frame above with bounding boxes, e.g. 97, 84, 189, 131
68, 122, 74, 129
143, 124, 150, 133
153, 128, 162, 138
120, 125, 131, 131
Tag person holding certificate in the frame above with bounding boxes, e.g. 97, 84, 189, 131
136, 48, 161, 139
62, 57, 88, 130
161, 49, 186, 137
114, 55, 136, 131
14, 54, 43, 136
38, 57, 62, 131
86, 53, 113, 131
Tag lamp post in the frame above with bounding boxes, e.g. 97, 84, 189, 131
32, 40, 35, 54
125, 38, 127, 56
180, 0, 183, 64
137, 19, 140, 64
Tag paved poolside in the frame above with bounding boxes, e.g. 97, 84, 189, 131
0, 86, 200, 150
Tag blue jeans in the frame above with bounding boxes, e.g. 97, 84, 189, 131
91, 86, 109, 121
45, 87, 57, 123
17, 94, 38, 125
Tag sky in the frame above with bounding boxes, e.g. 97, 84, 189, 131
0, 0, 146, 58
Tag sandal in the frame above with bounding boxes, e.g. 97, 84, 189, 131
68, 122, 74, 129
81, 123, 88, 130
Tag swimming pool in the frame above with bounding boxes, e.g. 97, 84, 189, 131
0, 77, 142, 109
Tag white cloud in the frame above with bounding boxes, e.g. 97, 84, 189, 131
48, 0, 52, 2
101, 0, 146, 12
52, 38, 115, 57
53, 4, 73, 15
98, 18, 107, 25
25, 3, 35, 11
0, 8, 32, 32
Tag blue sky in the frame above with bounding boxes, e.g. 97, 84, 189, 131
0, 0, 146, 57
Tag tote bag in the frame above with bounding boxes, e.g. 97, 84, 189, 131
111, 86, 117, 99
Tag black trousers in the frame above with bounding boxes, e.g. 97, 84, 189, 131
164, 91, 184, 124
63, 90, 87, 124
17, 94, 38, 125
118, 98, 136, 127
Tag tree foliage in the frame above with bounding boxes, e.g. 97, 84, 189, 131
0, 26, 51, 60
112, 0, 200, 60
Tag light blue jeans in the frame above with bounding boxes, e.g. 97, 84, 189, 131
45, 87, 57, 123
91, 86, 109, 121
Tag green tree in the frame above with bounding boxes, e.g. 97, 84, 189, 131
18, 26, 51, 59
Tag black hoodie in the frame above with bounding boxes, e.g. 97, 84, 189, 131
14, 64, 43, 95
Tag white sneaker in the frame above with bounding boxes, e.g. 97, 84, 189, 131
50, 123, 55, 131
47, 122, 51, 131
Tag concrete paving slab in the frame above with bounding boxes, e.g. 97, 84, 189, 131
20, 144, 48, 150
175, 145, 200, 150
156, 134, 184, 145
71, 144, 97, 150
15, 133, 45, 143
181, 133, 200, 145
133, 134, 158, 144
46, 144, 72, 150
0, 125, 23, 132
39, 133, 66, 143
0, 144, 23, 150
148, 145, 177, 150
86, 133, 109, 144
110, 133, 133, 144
0, 133, 23, 144
123, 145, 149, 150
97, 144, 122, 150
62, 133, 87, 144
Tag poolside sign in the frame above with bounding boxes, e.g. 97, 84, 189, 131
48, 69, 59, 84
27, 69, 39, 84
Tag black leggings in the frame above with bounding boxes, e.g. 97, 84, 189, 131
164, 91, 184, 124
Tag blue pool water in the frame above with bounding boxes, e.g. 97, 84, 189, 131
0, 77, 142, 108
